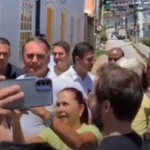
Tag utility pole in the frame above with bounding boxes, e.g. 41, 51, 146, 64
134, 0, 137, 43
100, 0, 104, 26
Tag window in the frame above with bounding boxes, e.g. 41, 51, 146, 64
19, 1, 33, 60
70, 17, 74, 47
77, 17, 80, 42
60, 12, 66, 40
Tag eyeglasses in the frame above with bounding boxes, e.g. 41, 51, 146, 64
108, 57, 119, 62
24, 53, 47, 60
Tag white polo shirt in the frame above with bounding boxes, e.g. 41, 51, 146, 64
49, 65, 72, 79
60, 66, 95, 97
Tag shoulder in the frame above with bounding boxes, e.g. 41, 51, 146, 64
98, 132, 146, 150
61, 66, 74, 76
10, 64, 25, 74
77, 124, 102, 144
142, 93, 150, 107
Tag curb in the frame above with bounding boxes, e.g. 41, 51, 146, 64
132, 43, 148, 62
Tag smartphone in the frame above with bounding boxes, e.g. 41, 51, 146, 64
0, 78, 53, 109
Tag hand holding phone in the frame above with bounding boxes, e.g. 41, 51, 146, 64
0, 78, 53, 109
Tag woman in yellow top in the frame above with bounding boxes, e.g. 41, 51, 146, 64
11, 87, 102, 150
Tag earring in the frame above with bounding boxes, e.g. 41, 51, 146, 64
79, 113, 82, 117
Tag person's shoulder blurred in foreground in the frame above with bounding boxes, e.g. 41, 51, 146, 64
0, 142, 56, 150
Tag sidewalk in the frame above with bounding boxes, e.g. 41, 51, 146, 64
132, 42, 150, 61
91, 54, 107, 75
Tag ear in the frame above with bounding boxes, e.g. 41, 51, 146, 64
75, 56, 80, 64
79, 104, 84, 117
103, 100, 111, 114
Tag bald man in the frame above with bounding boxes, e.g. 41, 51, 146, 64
108, 47, 124, 62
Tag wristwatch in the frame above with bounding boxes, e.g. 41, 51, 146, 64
43, 113, 55, 127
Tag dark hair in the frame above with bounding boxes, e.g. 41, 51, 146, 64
72, 42, 94, 64
0, 37, 10, 48
22, 37, 51, 54
141, 63, 148, 92
59, 87, 89, 124
95, 64, 143, 122
52, 41, 70, 54
0, 142, 56, 150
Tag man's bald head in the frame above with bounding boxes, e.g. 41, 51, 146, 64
108, 47, 124, 62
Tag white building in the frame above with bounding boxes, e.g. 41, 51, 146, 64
0, 0, 36, 67
114, 0, 150, 38
0, 0, 85, 67
40, 0, 84, 48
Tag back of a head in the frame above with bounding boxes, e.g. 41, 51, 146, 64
95, 64, 143, 122
117, 57, 148, 91
117, 58, 143, 77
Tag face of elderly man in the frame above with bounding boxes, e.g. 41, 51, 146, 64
108, 48, 124, 62
23, 41, 50, 77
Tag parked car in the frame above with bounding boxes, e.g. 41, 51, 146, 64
117, 29, 126, 40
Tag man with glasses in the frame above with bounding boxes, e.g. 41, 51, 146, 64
0, 37, 24, 79
107, 47, 124, 63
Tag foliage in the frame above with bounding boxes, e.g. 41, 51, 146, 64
100, 26, 108, 42
100, 34, 108, 42
104, 11, 111, 16
142, 37, 150, 47
95, 49, 105, 58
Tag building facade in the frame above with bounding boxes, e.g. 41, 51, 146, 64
114, 0, 150, 38
84, 0, 95, 45
0, 0, 85, 67
40, 0, 85, 48
0, 0, 36, 67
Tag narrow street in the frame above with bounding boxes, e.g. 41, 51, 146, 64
105, 39, 146, 64
92, 39, 146, 75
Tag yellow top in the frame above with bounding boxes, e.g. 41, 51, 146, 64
40, 123, 102, 150
132, 94, 150, 137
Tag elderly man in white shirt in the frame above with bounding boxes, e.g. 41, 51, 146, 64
16, 37, 86, 136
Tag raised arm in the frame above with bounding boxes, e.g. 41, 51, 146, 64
31, 107, 101, 150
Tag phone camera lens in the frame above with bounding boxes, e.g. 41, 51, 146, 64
46, 80, 50, 85
37, 81, 41, 86
42, 81, 45, 86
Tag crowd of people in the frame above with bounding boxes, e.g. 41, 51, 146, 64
0, 36, 149, 150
